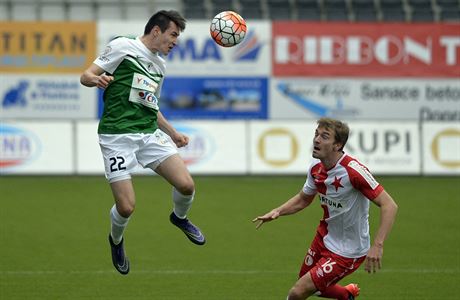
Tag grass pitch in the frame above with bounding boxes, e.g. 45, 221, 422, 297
1, 175, 459, 299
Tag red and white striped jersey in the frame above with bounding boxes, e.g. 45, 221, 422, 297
303, 153, 384, 258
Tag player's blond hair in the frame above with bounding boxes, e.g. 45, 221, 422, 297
317, 118, 349, 151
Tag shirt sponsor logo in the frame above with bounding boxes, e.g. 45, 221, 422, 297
129, 73, 159, 110
348, 160, 379, 189
319, 195, 343, 209
132, 73, 158, 92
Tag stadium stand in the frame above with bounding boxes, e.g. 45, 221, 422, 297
0, 2, 8, 20
125, 1, 153, 20
379, 0, 408, 21
38, 1, 67, 20
10, 1, 37, 21
96, 0, 124, 20
267, 0, 293, 20
437, 0, 460, 9
296, 0, 323, 20
352, 0, 380, 21
323, 0, 351, 21
68, 1, 96, 21
407, 0, 435, 21
182, 0, 207, 19
210, 0, 237, 17
239, 0, 265, 19
0, 0, 459, 21
437, 0, 460, 20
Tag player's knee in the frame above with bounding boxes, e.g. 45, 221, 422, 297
117, 201, 135, 217
175, 180, 195, 196
287, 288, 305, 300
118, 204, 134, 218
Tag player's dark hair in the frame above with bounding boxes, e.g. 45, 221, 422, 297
317, 118, 349, 151
144, 10, 186, 35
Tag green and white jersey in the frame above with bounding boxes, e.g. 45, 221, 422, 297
94, 36, 165, 134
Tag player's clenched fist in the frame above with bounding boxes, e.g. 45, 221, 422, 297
97, 74, 114, 89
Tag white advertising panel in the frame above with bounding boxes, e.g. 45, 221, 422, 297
249, 121, 420, 175
0, 121, 73, 174
345, 122, 420, 174
173, 121, 247, 174
270, 78, 460, 121
97, 21, 271, 76
422, 122, 460, 175
0, 74, 98, 119
249, 121, 316, 174
76, 121, 105, 174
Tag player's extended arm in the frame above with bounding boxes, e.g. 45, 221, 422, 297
80, 63, 113, 89
365, 190, 398, 273
252, 191, 316, 229
157, 111, 189, 148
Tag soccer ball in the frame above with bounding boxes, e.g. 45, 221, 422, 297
210, 11, 247, 47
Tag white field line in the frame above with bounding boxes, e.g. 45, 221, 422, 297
1, 269, 459, 276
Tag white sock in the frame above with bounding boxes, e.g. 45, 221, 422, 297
172, 188, 194, 219
110, 205, 130, 245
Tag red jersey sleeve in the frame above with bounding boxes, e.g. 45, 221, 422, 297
344, 158, 384, 200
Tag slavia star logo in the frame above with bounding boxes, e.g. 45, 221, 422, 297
332, 176, 344, 192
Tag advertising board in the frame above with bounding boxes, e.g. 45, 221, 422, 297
270, 78, 460, 121
160, 77, 268, 120
249, 121, 420, 175
273, 22, 460, 77
1, 74, 97, 119
422, 122, 460, 175
0, 22, 96, 73
174, 121, 247, 174
0, 121, 73, 174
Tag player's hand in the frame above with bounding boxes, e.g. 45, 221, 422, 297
97, 74, 114, 89
171, 132, 189, 148
365, 244, 383, 273
252, 210, 280, 229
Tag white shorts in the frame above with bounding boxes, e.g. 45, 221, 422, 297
98, 129, 178, 183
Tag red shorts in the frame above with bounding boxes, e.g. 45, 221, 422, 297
299, 233, 366, 292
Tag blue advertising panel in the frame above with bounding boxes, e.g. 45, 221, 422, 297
98, 77, 268, 120
160, 77, 268, 119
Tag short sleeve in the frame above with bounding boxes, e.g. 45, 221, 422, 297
94, 37, 127, 74
347, 160, 384, 200
302, 162, 319, 195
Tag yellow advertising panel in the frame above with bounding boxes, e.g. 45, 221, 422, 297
0, 22, 96, 73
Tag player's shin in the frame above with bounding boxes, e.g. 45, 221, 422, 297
172, 187, 194, 218
110, 205, 130, 244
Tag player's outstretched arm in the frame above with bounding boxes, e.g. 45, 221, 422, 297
252, 191, 315, 229
365, 190, 398, 273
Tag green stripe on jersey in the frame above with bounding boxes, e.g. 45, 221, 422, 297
98, 58, 163, 134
